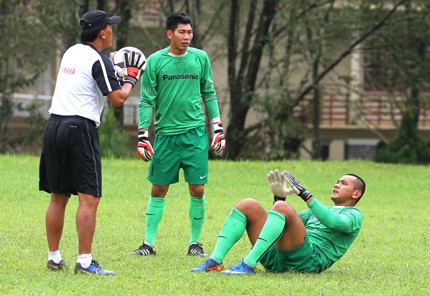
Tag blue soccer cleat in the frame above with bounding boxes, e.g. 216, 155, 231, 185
190, 258, 224, 272
220, 260, 256, 275
74, 260, 116, 276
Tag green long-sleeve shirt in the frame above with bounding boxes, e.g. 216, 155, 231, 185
138, 47, 220, 135
298, 198, 363, 269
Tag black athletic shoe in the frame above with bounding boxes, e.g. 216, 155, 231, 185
130, 243, 156, 256
47, 260, 68, 271
187, 243, 208, 257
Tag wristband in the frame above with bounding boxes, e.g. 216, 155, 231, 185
273, 195, 286, 204
300, 191, 313, 202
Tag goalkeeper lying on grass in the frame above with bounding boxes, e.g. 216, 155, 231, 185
190, 170, 366, 275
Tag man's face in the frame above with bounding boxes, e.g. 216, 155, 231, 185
330, 175, 361, 205
167, 23, 193, 55
100, 24, 113, 49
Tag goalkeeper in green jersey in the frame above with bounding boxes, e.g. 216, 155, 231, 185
131, 12, 225, 257
191, 170, 366, 274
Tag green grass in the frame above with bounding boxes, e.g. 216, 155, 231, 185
0, 155, 429, 295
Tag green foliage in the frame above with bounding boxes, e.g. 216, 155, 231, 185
249, 95, 306, 160
0, 100, 47, 153
17, 101, 47, 147
32, 0, 82, 51
0, 1, 54, 152
0, 155, 429, 295
375, 109, 430, 164
99, 108, 131, 158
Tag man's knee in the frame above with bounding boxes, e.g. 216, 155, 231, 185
272, 201, 295, 218
189, 184, 204, 197
151, 185, 169, 197
78, 193, 100, 209
50, 193, 69, 206
235, 198, 260, 212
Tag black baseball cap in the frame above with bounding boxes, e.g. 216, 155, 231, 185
80, 9, 121, 30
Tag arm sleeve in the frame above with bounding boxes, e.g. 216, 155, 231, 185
92, 56, 121, 95
307, 198, 362, 233
200, 52, 220, 120
138, 104, 153, 129
205, 99, 220, 120
138, 61, 156, 129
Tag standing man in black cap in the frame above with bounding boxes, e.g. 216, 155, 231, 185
39, 9, 145, 275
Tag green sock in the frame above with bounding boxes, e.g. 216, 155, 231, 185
211, 208, 247, 263
144, 196, 165, 247
243, 210, 286, 268
189, 196, 206, 244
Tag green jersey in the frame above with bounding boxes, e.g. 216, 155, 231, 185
138, 47, 220, 135
298, 198, 363, 269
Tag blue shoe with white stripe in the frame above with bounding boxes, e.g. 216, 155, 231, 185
74, 260, 116, 276
221, 260, 256, 275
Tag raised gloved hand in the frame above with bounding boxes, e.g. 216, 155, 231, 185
211, 120, 226, 155
283, 171, 313, 202
267, 170, 295, 203
122, 50, 145, 87
110, 50, 146, 87
136, 129, 154, 162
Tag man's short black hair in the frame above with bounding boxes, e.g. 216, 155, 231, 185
166, 12, 192, 31
80, 24, 108, 42
346, 173, 366, 204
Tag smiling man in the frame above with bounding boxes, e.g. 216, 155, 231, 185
191, 170, 366, 275
131, 12, 225, 258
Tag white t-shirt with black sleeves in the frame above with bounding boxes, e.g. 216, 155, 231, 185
49, 43, 121, 127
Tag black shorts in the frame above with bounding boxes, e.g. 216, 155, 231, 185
39, 114, 102, 197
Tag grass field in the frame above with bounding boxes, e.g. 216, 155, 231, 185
0, 155, 429, 295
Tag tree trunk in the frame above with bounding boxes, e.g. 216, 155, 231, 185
225, 0, 277, 160
112, 0, 131, 129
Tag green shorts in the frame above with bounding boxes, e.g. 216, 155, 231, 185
259, 235, 326, 273
147, 126, 208, 185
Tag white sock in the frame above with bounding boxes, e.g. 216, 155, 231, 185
48, 250, 62, 264
77, 254, 92, 268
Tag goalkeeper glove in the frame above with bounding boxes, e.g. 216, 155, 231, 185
122, 51, 145, 87
283, 171, 313, 202
136, 129, 154, 162
110, 50, 146, 87
211, 119, 226, 155
267, 170, 295, 203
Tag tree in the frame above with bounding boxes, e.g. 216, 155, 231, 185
375, 109, 430, 164
225, 0, 277, 160
0, 1, 55, 152
111, 0, 132, 127
366, 0, 430, 163
224, 0, 407, 160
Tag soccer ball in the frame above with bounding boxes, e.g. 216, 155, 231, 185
113, 46, 147, 73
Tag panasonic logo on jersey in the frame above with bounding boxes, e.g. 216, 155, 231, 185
162, 74, 199, 80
